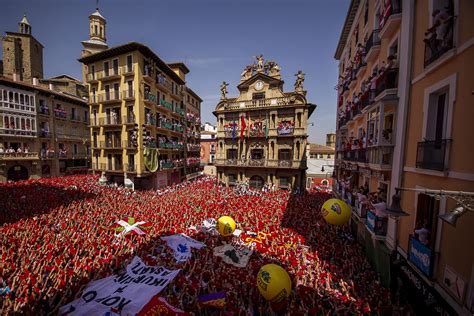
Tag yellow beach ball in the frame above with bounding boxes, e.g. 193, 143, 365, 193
216, 216, 236, 236
257, 264, 292, 303
321, 198, 351, 225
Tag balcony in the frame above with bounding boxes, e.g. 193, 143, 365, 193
224, 96, 298, 110
53, 109, 67, 119
70, 114, 81, 121
0, 152, 39, 160
365, 29, 381, 62
160, 161, 175, 169
122, 90, 135, 100
39, 130, 51, 138
159, 99, 174, 111
156, 76, 172, 92
277, 124, 294, 136
123, 115, 136, 125
214, 159, 306, 169
99, 91, 121, 103
38, 107, 50, 116
89, 95, 99, 105
375, 68, 399, 100
424, 18, 454, 67
158, 142, 184, 150
366, 210, 388, 237
101, 140, 122, 149
122, 139, 136, 149
101, 68, 121, 81
144, 93, 157, 104
157, 120, 173, 130
379, 0, 402, 39
174, 107, 185, 117
123, 64, 135, 76
343, 149, 368, 163
416, 139, 451, 171
367, 146, 393, 170
124, 163, 137, 172
86, 72, 102, 83
408, 235, 434, 277
100, 115, 121, 126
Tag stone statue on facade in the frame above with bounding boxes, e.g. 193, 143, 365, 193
220, 81, 229, 99
266, 61, 281, 77
294, 70, 305, 92
240, 65, 253, 81
256, 54, 265, 72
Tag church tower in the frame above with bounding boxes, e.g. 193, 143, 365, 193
81, 6, 108, 58
1, 14, 44, 81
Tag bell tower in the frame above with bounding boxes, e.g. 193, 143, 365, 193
2, 14, 44, 81
81, 3, 108, 57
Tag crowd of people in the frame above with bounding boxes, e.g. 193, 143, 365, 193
0, 175, 399, 315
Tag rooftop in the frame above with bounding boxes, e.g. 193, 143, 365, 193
78, 42, 185, 85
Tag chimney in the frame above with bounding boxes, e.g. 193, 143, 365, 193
12, 73, 18, 82
32, 77, 38, 86
49, 83, 54, 90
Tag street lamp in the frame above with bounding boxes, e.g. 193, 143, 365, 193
384, 187, 474, 226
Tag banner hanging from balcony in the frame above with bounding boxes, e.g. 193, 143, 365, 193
240, 115, 246, 140
144, 147, 158, 172
277, 120, 294, 135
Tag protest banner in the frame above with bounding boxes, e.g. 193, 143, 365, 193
59, 257, 180, 315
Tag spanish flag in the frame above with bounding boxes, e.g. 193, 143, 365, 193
197, 292, 226, 308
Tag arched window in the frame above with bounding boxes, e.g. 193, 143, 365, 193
100, 26, 103, 37
94, 25, 98, 35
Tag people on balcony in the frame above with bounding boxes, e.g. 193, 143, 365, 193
414, 221, 430, 246
424, 7, 454, 52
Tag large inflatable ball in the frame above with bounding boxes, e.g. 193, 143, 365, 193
216, 216, 236, 236
321, 198, 351, 225
257, 264, 292, 303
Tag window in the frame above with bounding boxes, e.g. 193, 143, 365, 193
73, 144, 78, 155
426, 92, 447, 141
228, 174, 237, 184
94, 25, 98, 35
278, 149, 291, 161
414, 193, 439, 249
251, 149, 263, 160
126, 55, 133, 72
226, 149, 237, 159
104, 61, 109, 76
389, 39, 398, 59
279, 176, 289, 188
252, 92, 265, 100
112, 59, 119, 75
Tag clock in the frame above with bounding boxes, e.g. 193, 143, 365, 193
255, 81, 264, 91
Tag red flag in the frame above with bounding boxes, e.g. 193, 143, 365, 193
240, 115, 246, 140
137, 296, 189, 316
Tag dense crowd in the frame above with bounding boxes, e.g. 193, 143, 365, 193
0, 175, 397, 315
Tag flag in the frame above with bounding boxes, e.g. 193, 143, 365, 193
232, 118, 236, 142
213, 244, 253, 268
197, 292, 226, 308
265, 113, 269, 139
247, 112, 250, 138
138, 296, 189, 316
160, 234, 206, 262
109, 216, 152, 237
240, 115, 246, 140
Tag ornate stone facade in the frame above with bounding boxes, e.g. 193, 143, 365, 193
214, 55, 316, 190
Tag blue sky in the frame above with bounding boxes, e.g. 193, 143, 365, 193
0, 0, 349, 144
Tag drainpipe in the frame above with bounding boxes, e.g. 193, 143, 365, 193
387, 0, 414, 253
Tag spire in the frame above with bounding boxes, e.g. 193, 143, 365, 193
19, 14, 31, 35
